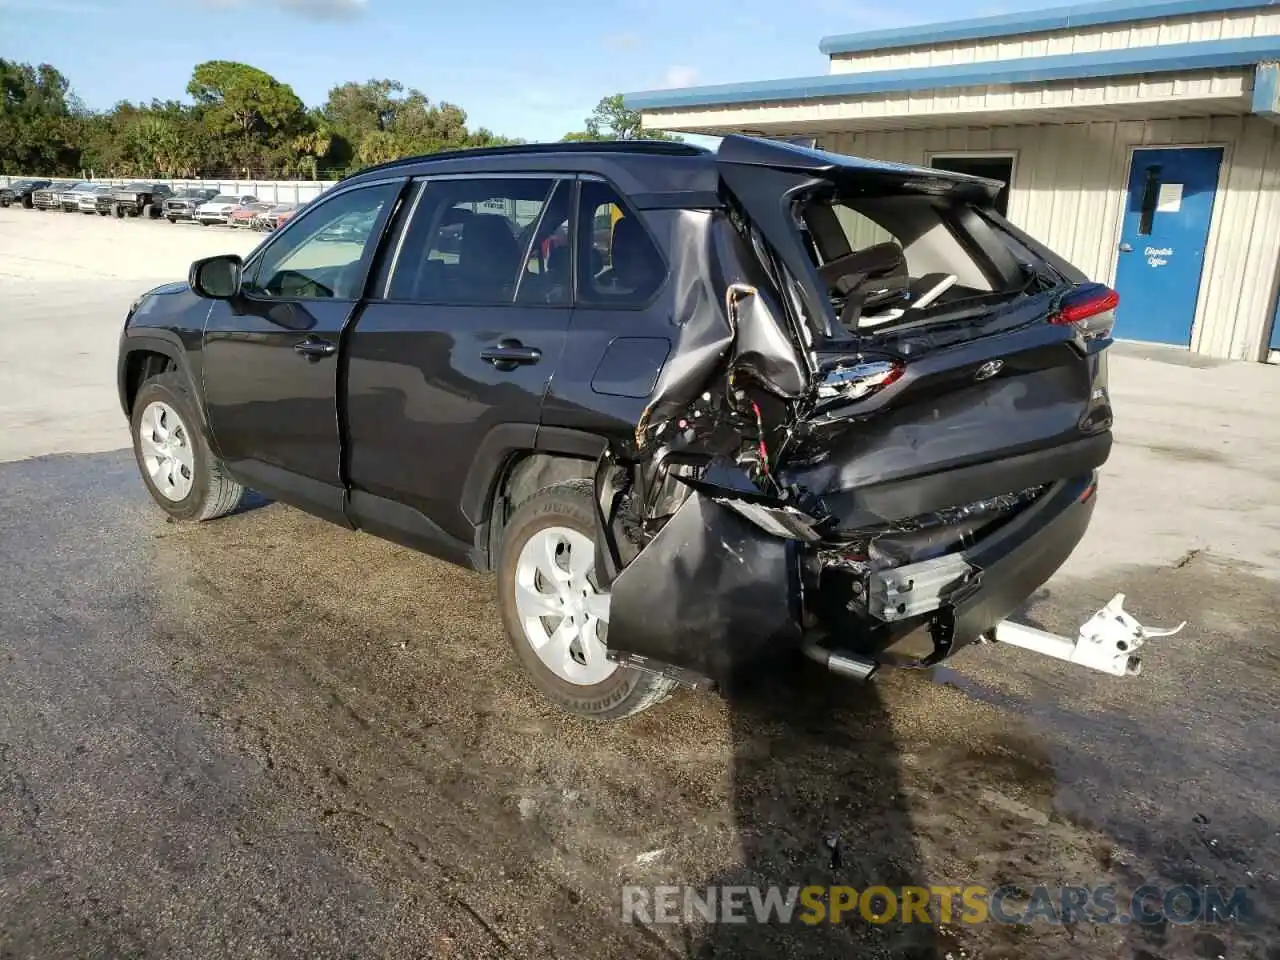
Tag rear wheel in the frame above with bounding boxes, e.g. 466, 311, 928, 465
131, 372, 244, 522
496, 481, 677, 721
0, 197, 9, 208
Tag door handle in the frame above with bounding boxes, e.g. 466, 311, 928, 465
293, 336, 337, 361
481, 338, 542, 371
1118, 242, 1134, 253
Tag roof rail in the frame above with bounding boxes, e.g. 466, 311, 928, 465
343, 139, 710, 181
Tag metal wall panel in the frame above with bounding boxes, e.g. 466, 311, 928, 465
830, 10, 1280, 74
822, 117, 1280, 361
638, 70, 1252, 136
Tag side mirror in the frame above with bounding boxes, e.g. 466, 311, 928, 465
189, 254, 243, 300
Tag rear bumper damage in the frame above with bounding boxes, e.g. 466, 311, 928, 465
602, 468, 1123, 687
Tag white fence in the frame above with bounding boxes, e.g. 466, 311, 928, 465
1, 175, 334, 204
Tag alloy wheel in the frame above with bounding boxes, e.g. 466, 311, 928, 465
513, 526, 616, 686
137, 401, 195, 501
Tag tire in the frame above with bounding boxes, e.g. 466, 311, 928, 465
0, 197, 9, 208
496, 480, 677, 721
130, 371, 244, 522
127, 208, 139, 218
114, 205, 125, 218
22, 195, 33, 209
167, 216, 177, 223
99, 210, 108, 217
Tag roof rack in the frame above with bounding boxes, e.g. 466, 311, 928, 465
344, 139, 710, 180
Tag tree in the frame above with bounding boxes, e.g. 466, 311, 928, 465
0, 59, 78, 173
186, 61, 306, 170
0, 56, 526, 179
561, 94, 678, 142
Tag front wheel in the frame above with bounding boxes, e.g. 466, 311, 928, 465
496, 480, 677, 721
131, 372, 244, 522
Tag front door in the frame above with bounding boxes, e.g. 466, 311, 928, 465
1113, 147, 1223, 345
201, 180, 403, 522
344, 175, 575, 561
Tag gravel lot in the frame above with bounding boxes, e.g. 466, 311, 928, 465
2, 205, 1280, 959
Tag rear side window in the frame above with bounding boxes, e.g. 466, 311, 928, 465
386, 177, 565, 305
576, 181, 666, 307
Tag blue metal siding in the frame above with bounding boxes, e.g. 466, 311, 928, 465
624, 37, 1280, 111
818, 0, 1280, 55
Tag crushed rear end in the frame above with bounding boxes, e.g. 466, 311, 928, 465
595, 135, 1127, 686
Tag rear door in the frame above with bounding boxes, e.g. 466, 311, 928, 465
201, 179, 404, 523
344, 174, 574, 560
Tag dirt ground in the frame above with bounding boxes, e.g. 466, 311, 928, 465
2, 206, 1279, 959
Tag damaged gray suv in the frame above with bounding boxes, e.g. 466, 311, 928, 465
117, 135, 1124, 720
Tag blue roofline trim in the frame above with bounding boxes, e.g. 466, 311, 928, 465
818, 0, 1280, 56
624, 36, 1280, 111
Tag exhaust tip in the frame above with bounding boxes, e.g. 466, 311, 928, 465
801, 640, 878, 681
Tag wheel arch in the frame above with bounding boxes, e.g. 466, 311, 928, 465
465, 425, 608, 573
118, 334, 201, 422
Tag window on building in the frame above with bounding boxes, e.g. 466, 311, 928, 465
929, 154, 1014, 216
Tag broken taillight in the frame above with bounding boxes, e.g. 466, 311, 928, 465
1051, 283, 1118, 340
816, 358, 905, 402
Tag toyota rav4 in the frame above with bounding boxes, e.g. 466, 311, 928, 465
117, 137, 1124, 720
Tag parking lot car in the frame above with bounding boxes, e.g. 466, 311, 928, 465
113, 181, 174, 219
78, 184, 115, 214
228, 201, 273, 228
117, 137, 1118, 720
31, 183, 71, 210
194, 193, 258, 225
60, 182, 100, 212
163, 188, 219, 223
270, 200, 303, 230
0, 178, 52, 209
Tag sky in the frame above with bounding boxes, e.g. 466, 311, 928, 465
2, 0, 1053, 143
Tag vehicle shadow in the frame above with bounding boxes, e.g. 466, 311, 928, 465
685, 659, 941, 958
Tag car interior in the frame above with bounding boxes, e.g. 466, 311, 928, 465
799, 195, 1012, 331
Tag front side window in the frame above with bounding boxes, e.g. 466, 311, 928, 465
386, 176, 564, 305
576, 181, 666, 307
245, 182, 399, 300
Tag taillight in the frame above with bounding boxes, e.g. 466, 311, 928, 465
1051, 283, 1118, 340
815, 357, 905, 402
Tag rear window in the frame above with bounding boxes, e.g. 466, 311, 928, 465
799, 192, 1044, 332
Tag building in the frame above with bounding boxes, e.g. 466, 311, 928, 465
624, 0, 1280, 363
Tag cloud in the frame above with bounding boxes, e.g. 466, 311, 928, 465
659, 65, 700, 89
194, 0, 368, 20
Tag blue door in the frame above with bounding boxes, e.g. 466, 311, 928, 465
1113, 147, 1223, 345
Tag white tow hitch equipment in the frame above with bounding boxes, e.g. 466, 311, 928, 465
991, 593, 1185, 676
